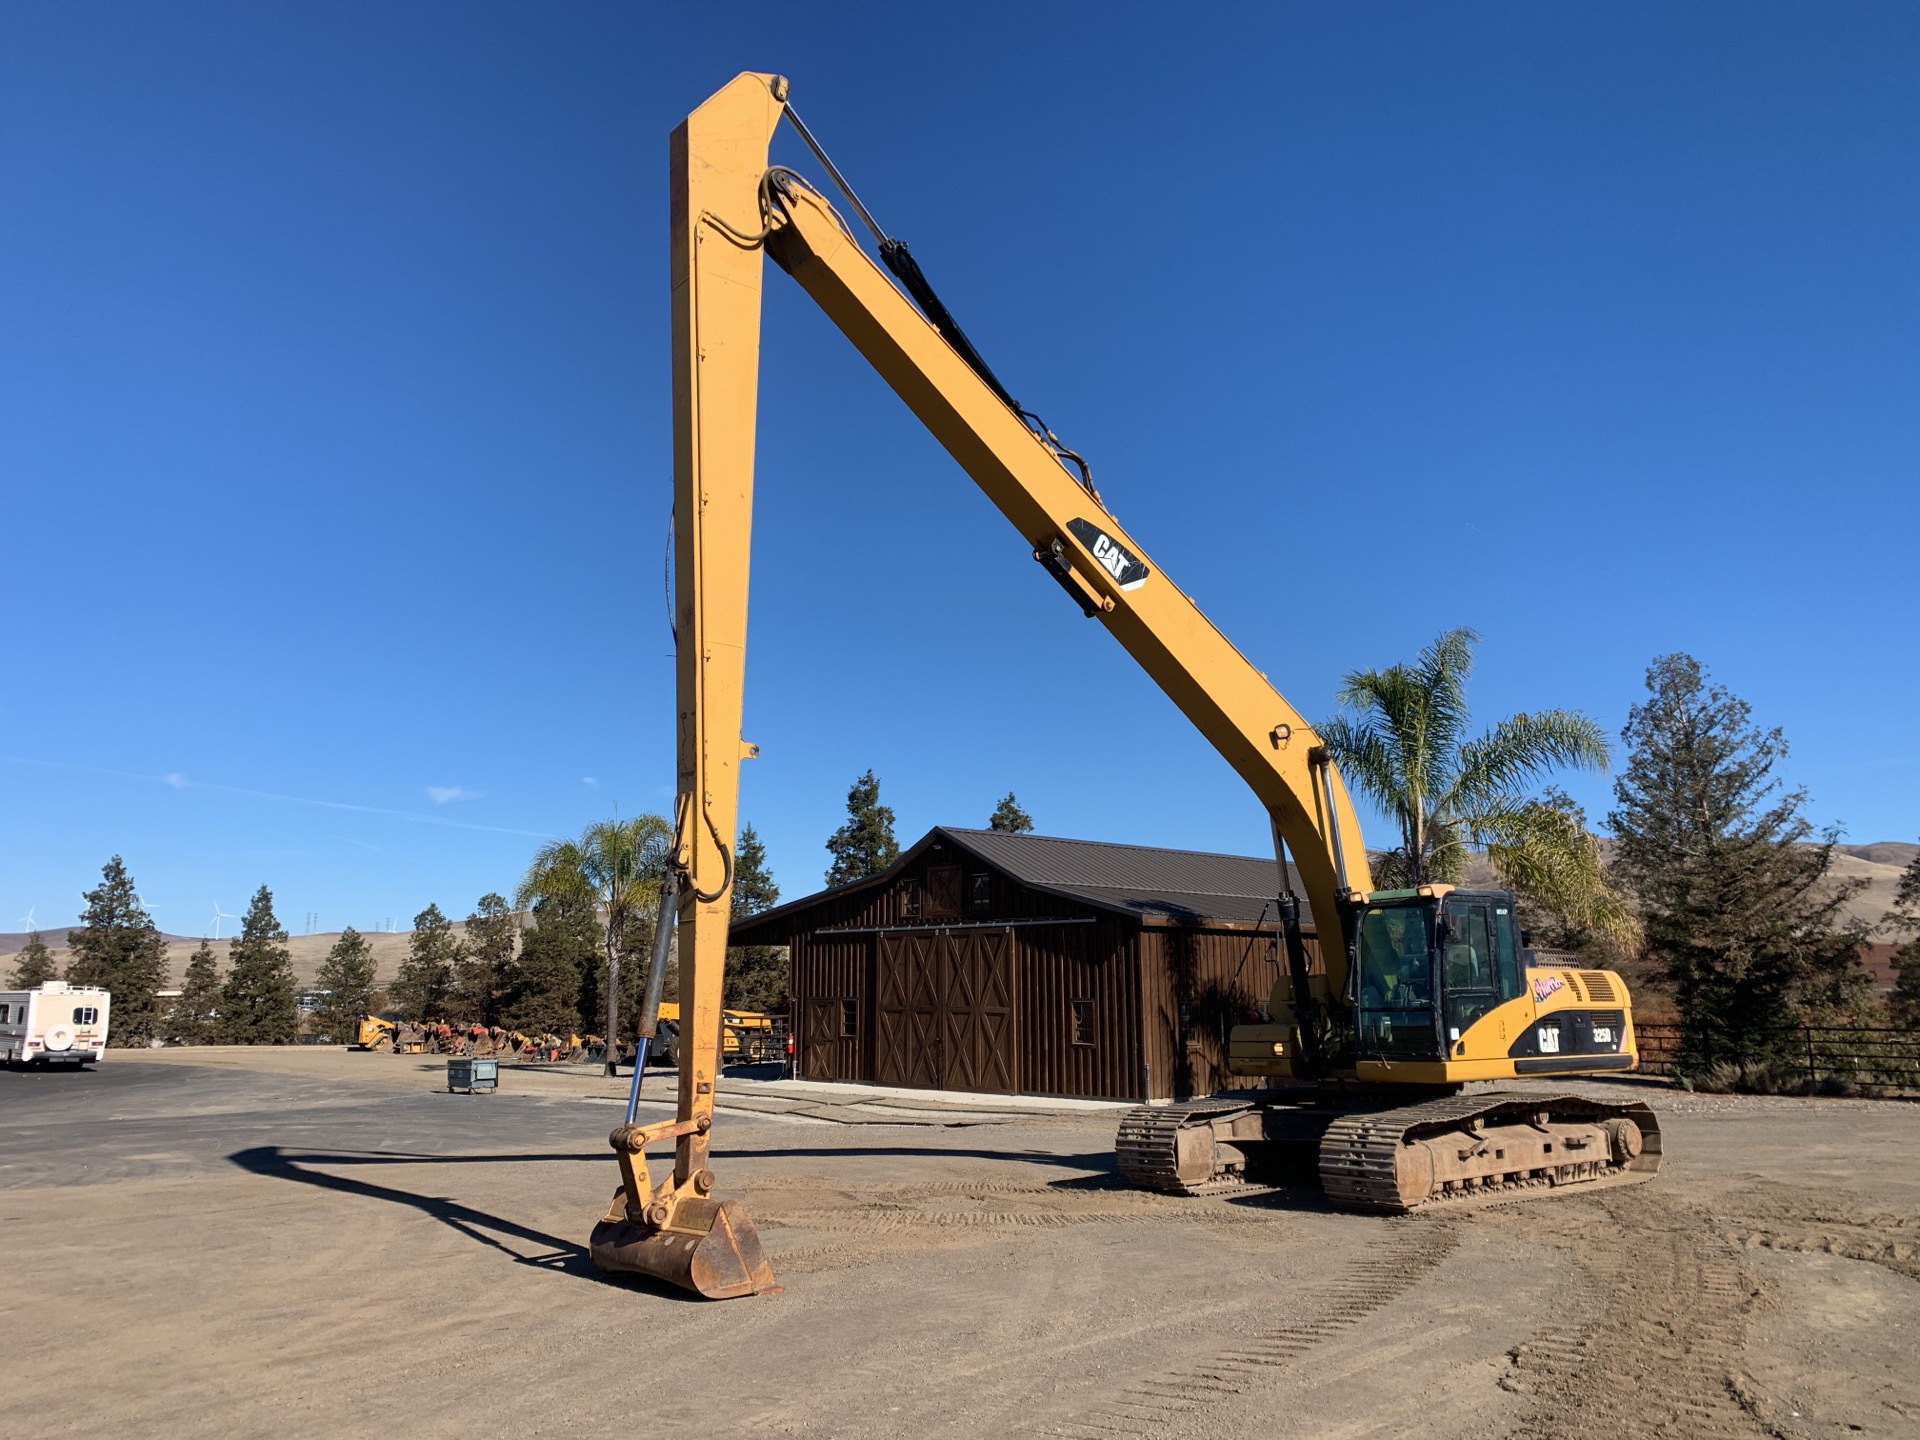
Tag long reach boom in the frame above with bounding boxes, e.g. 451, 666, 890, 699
592, 73, 1657, 1299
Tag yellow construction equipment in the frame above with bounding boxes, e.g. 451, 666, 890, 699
601, 73, 1659, 1299
643, 1004, 781, 1067
352, 1016, 424, 1053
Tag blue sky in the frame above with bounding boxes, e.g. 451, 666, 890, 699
3, 2, 1915, 938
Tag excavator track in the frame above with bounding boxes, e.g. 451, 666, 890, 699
1320, 1091, 1663, 1214
1115, 1098, 1261, 1196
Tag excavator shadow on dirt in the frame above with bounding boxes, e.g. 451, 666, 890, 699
226, 1145, 710, 1301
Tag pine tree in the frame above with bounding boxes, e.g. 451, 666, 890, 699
824, 769, 900, 886
507, 896, 600, 1038
1885, 842, 1920, 1024
1609, 654, 1870, 1075
457, 894, 519, 1026
64, 856, 171, 1046
9, 932, 58, 988
988, 793, 1034, 833
169, 940, 223, 1044
219, 886, 298, 1044
389, 903, 463, 1020
727, 823, 786, 1013
312, 927, 377, 1043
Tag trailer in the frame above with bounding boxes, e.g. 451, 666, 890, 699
0, 981, 111, 1067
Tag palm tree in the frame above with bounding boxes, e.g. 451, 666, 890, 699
1320, 627, 1636, 943
516, 814, 672, 1074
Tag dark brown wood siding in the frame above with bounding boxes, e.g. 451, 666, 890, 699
1015, 917, 1143, 1101
1138, 926, 1323, 1099
740, 832, 1318, 1102
794, 930, 868, 1082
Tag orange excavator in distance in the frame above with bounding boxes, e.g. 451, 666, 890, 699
599, 73, 1660, 1300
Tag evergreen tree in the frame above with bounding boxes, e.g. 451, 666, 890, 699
507, 896, 601, 1037
219, 886, 298, 1044
169, 940, 223, 1044
824, 769, 900, 886
989, 793, 1034, 833
64, 856, 171, 1046
1885, 842, 1920, 1024
9, 932, 58, 988
727, 823, 787, 1013
312, 927, 377, 1042
1609, 654, 1870, 1074
389, 903, 464, 1020
457, 894, 519, 1026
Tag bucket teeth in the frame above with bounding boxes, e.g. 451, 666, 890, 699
590, 1197, 782, 1299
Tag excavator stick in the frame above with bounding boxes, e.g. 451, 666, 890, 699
582, 73, 787, 1300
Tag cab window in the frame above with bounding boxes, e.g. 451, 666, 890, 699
1492, 905, 1522, 1000
1442, 898, 1499, 1042
1356, 904, 1438, 1059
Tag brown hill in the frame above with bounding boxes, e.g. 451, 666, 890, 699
1841, 841, 1919, 869
0, 924, 486, 990
1453, 838, 1911, 935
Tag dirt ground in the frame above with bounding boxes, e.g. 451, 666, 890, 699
3, 1050, 1917, 1439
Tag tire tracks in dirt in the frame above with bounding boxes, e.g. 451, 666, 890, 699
1713, 1189, 1920, 1283
751, 1175, 1294, 1273
1025, 1220, 1462, 1439
1492, 1192, 1778, 1440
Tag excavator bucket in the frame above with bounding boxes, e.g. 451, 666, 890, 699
590, 1194, 780, 1300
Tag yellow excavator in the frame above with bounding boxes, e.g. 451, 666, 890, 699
597, 72, 1661, 1299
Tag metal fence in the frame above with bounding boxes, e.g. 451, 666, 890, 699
1634, 1021, 1920, 1095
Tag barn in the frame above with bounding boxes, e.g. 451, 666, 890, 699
728, 827, 1321, 1102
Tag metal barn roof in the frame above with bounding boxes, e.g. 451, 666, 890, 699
732, 826, 1310, 935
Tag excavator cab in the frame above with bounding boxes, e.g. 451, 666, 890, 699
1353, 887, 1527, 1063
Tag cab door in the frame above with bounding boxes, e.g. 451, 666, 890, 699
1439, 896, 1500, 1054
1355, 903, 1442, 1061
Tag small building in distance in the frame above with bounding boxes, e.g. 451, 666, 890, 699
729, 826, 1319, 1102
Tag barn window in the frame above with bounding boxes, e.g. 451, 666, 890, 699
1072, 1000, 1095, 1046
841, 1000, 858, 1038
925, 865, 961, 918
968, 873, 992, 915
900, 879, 921, 918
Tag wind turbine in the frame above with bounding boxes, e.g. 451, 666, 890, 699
17, 905, 35, 933
209, 901, 237, 940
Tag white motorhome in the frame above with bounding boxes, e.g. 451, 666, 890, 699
0, 980, 111, 1066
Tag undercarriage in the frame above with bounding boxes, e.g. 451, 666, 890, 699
1116, 1087, 1662, 1213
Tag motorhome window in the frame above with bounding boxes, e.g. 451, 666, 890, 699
0, 1004, 9, 1022
74, 1006, 99, 1025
